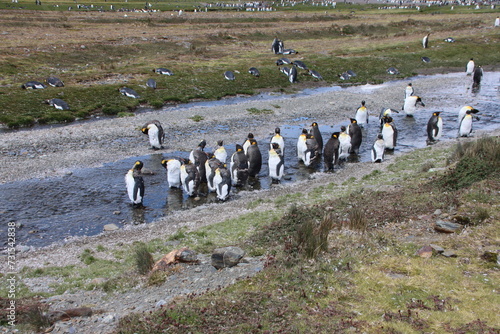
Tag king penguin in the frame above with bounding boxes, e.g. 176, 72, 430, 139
379, 108, 399, 127
459, 110, 476, 137
180, 160, 200, 197
338, 126, 352, 160
426, 111, 443, 143
296, 128, 308, 163
270, 127, 285, 156
230, 144, 249, 186
205, 156, 223, 193
403, 96, 425, 117
355, 101, 369, 127
268, 142, 284, 182
323, 132, 340, 171
310, 122, 323, 152
371, 134, 385, 163
304, 134, 320, 167
213, 165, 232, 201
347, 118, 362, 155
125, 161, 145, 207
214, 140, 227, 163
381, 116, 398, 150
189, 140, 209, 184
458, 106, 480, 124
161, 158, 182, 189
242, 133, 255, 155
405, 83, 414, 99
466, 58, 475, 76
141, 120, 165, 150
246, 138, 262, 178
422, 33, 430, 49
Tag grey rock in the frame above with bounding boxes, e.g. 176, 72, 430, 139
434, 220, 462, 233
155, 299, 167, 308
441, 250, 457, 258
211, 246, 245, 269
103, 224, 119, 231
430, 244, 445, 254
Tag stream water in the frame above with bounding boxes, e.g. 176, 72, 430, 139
2, 72, 498, 249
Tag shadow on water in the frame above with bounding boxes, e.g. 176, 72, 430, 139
2, 72, 499, 249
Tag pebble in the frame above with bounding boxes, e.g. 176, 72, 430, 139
103, 224, 119, 231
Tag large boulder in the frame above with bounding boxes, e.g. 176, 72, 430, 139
211, 246, 245, 269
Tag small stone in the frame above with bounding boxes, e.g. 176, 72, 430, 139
433, 209, 442, 216
441, 250, 457, 258
113, 211, 121, 215
155, 300, 167, 308
103, 223, 119, 231
430, 244, 445, 254
211, 246, 245, 269
101, 314, 115, 323
434, 220, 463, 233
416, 245, 433, 258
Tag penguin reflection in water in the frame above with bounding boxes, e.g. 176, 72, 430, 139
125, 161, 145, 208
268, 143, 284, 182
141, 120, 165, 150
427, 112, 443, 144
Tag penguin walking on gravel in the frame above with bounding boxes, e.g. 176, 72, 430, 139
141, 120, 165, 150
268, 142, 284, 182
381, 116, 398, 150
213, 165, 232, 201
310, 122, 323, 153
246, 138, 262, 178
180, 160, 200, 197
427, 111, 443, 143
161, 158, 182, 189
296, 128, 308, 163
125, 161, 145, 207
403, 96, 425, 117
323, 132, 340, 171
355, 101, 369, 127
189, 140, 209, 184
230, 144, 249, 186
338, 126, 352, 161
347, 118, 362, 155
371, 134, 385, 163
205, 156, 223, 193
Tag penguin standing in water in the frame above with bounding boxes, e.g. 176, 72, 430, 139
296, 128, 308, 163
323, 132, 340, 171
242, 133, 255, 154
189, 140, 209, 184
205, 156, 223, 193
161, 158, 182, 189
473, 66, 483, 87
304, 134, 320, 167
459, 109, 479, 137
427, 112, 443, 143
246, 138, 262, 178
379, 108, 399, 127
347, 118, 362, 154
338, 126, 352, 161
466, 58, 475, 76
180, 160, 200, 197
271, 127, 285, 156
268, 142, 284, 182
458, 106, 480, 124
405, 83, 414, 99
381, 116, 398, 150
371, 134, 385, 163
403, 96, 425, 117
141, 120, 165, 150
125, 161, 145, 207
214, 140, 227, 163
213, 165, 232, 201
310, 122, 323, 153
355, 101, 369, 127
230, 144, 249, 186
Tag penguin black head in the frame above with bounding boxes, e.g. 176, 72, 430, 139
361, 100, 365, 106
247, 133, 254, 139
340, 125, 346, 132
198, 140, 207, 149
433, 112, 441, 116
312, 122, 318, 127
217, 140, 224, 146
301, 128, 308, 135
161, 159, 169, 168
274, 127, 281, 135
141, 127, 148, 134
331, 132, 340, 138
133, 160, 144, 170
408, 83, 412, 86
350, 118, 357, 124
377, 134, 383, 139
271, 142, 281, 150
236, 144, 244, 152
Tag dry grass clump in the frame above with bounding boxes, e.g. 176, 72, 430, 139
135, 244, 155, 275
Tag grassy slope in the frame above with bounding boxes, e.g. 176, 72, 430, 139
0, 7, 499, 127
